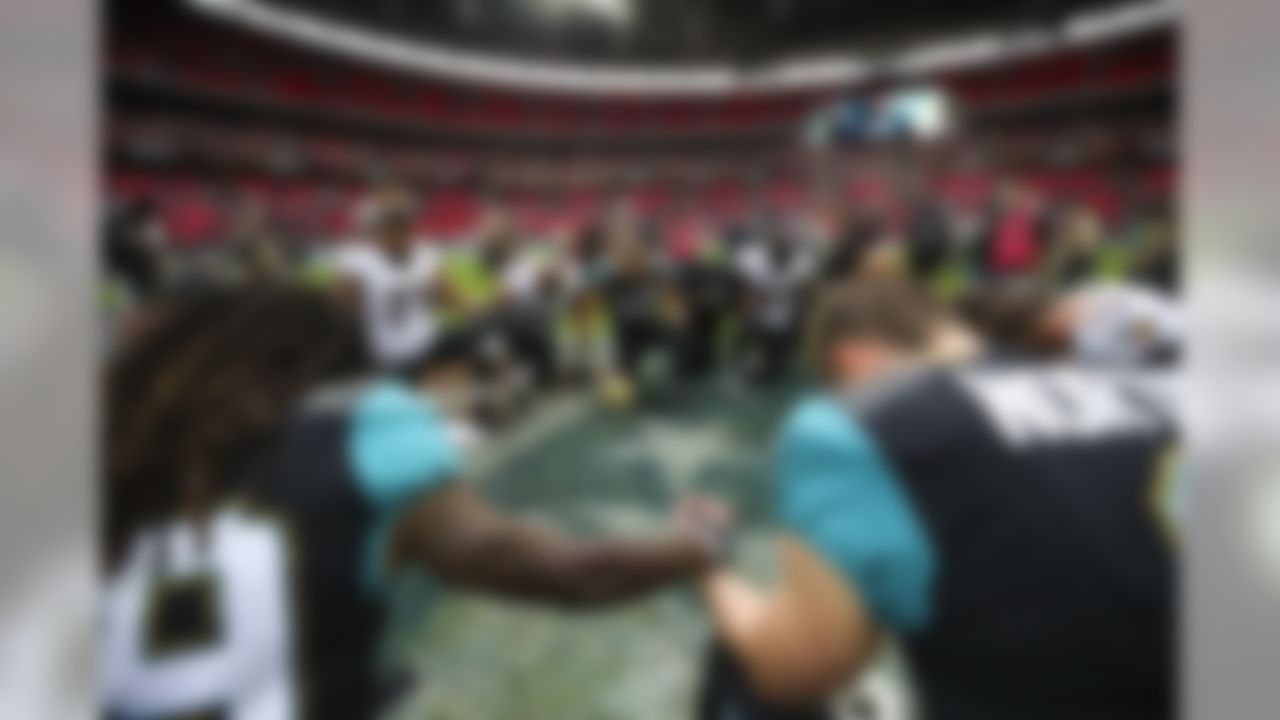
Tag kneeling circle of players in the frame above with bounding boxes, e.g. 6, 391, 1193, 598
102, 279, 1174, 720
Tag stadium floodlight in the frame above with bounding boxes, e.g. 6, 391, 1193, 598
884, 86, 952, 141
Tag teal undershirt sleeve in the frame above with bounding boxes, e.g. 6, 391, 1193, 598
776, 395, 938, 634
349, 380, 461, 594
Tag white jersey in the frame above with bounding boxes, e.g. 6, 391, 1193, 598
100, 509, 297, 720
1072, 283, 1183, 366
498, 250, 562, 321
334, 242, 442, 368
499, 252, 545, 305
735, 242, 816, 329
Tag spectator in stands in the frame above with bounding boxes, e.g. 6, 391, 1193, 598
978, 178, 1047, 278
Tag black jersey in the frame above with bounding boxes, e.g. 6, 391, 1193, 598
858, 365, 1177, 720
678, 259, 740, 319
775, 363, 1177, 720
101, 380, 459, 720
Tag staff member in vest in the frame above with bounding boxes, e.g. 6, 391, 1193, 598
696, 280, 1176, 720
333, 186, 454, 378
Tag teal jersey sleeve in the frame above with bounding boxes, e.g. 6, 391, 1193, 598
349, 380, 461, 591
776, 395, 937, 633
351, 380, 460, 509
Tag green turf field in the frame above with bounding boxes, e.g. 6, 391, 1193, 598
385, 382, 799, 720
386, 381, 914, 720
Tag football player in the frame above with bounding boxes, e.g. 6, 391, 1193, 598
332, 186, 453, 377
101, 288, 729, 720
696, 280, 1176, 720
963, 280, 1183, 367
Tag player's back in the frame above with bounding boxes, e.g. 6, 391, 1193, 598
101, 379, 458, 720
851, 363, 1177, 720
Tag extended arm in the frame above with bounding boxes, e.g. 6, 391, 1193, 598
701, 397, 934, 705
391, 483, 717, 608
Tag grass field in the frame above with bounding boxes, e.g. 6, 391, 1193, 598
386, 380, 913, 720
385, 382, 798, 719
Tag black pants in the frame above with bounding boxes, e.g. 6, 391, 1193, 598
488, 308, 557, 389
386, 324, 479, 381
616, 317, 673, 379
738, 321, 798, 386
411, 311, 553, 389
679, 309, 723, 381
698, 644, 832, 720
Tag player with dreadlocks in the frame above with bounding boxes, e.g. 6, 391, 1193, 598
100, 288, 730, 720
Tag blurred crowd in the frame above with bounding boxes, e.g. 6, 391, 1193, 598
103, 157, 1179, 426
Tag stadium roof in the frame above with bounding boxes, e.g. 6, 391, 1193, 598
187, 0, 1178, 96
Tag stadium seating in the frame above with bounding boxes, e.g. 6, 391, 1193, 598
109, 9, 1171, 139
106, 7, 1175, 246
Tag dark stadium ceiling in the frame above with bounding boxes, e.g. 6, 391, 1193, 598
259, 0, 1139, 65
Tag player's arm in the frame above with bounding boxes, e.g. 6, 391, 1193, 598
391, 484, 723, 608
700, 398, 935, 704
700, 536, 878, 704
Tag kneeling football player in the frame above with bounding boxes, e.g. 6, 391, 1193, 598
101, 288, 730, 720
696, 280, 1176, 720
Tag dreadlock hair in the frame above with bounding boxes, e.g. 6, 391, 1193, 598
105, 287, 368, 569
